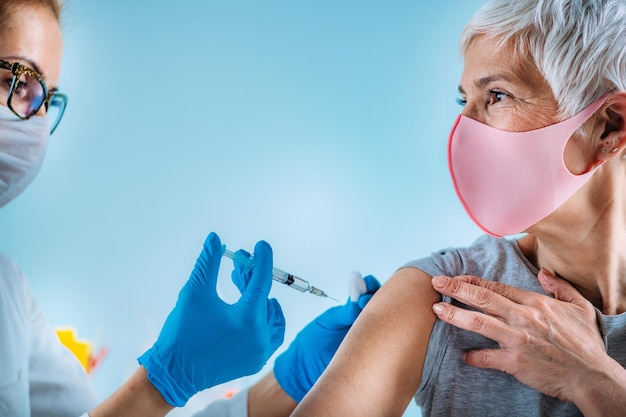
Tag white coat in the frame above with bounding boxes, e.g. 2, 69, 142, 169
0, 253, 99, 417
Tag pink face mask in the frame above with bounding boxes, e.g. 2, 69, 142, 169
448, 95, 607, 238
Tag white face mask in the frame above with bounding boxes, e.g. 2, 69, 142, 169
0, 105, 50, 208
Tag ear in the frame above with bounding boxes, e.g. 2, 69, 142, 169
596, 92, 626, 162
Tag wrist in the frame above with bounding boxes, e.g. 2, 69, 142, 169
248, 371, 297, 417
574, 356, 626, 417
89, 367, 174, 417
138, 347, 194, 407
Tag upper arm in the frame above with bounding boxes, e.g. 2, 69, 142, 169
292, 267, 440, 417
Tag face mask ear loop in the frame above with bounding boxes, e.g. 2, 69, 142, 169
556, 94, 610, 176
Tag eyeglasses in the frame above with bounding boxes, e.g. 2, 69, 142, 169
0, 59, 67, 134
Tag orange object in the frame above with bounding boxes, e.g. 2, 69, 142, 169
224, 389, 237, 399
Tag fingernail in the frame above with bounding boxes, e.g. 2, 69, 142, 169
432, 276, 447, 288
432, 303, 445, 315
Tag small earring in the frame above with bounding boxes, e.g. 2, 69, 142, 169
602, 148, 608, 154
611, 147, 619, 153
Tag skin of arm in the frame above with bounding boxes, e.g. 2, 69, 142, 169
89, 367, 173, 417
292, 267, 440, 417
247, 274, 381, 417
248, 371, 298, 417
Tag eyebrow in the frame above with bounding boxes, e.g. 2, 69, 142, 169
3, 55, 43, 75
458, 74, 515, 95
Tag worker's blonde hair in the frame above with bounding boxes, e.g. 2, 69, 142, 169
0, 0, 64, 28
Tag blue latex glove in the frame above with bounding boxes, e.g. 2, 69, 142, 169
138, 232, 286, 407
273, 274, 381, 402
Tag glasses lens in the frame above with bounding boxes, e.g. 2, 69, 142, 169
0, 67, 12, 108
47, 93, 67, 134
9, 72, 45, 118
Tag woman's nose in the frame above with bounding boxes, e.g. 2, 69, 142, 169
460, 101, 485, 124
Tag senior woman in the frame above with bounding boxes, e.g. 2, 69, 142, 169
292, 0, 626, 416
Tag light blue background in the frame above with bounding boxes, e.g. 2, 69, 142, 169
0, 1, 486, 415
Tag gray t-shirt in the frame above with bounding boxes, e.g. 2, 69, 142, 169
404, 234, 626, 417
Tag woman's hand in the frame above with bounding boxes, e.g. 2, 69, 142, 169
430, 270, 609, 403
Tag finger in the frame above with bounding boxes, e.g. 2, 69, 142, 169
463, 348, 510, 372
538, 269, 588, 307
432, 301, 511, 344
363, 274, 382, 294
189, 232, 222, 290
239, 240, 273, 306
230, 249, 252, 293
454, 275, 530, 304
432, 275, 514, 318
268, 298, 286, 348
318, 302, 360, 329
357, 293, 374, 310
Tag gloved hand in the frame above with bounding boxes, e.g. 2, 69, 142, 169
273, 273, 381, 402
138, 232, 286, 407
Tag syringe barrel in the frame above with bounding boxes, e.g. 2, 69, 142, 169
272, 267, 310, 293
223, 246, 332, 299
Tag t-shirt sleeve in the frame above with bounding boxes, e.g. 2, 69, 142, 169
401, 245, 465, 279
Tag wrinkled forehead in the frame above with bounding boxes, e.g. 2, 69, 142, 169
461, 34, 550, 94
0, 3, 63, 87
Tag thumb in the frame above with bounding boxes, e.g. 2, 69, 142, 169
357, 293, 374, 310
538, 269, 587, 307
362, 274, 382, 294
317, 298, 361, 329
357, 275, 381, 309
268, 298, 286, 347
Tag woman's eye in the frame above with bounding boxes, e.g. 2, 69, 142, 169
455, 97, 467, 107
488, 90, 509, 104
13, 80, 28, 96
0, 78, 12, 94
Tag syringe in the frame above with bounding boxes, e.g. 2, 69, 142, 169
222, 246, 339, 302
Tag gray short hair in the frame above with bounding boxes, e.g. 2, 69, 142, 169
461, 0, 626, 118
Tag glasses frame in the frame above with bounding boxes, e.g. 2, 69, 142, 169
0, 59, 67, 134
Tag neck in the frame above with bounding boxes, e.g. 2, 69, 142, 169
519, 168, 626, 315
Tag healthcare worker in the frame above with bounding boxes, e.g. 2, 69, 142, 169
2, 1, 285, 415
1, 1, 379, 416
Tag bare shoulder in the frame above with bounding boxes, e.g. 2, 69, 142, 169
293, 267, 440, 417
